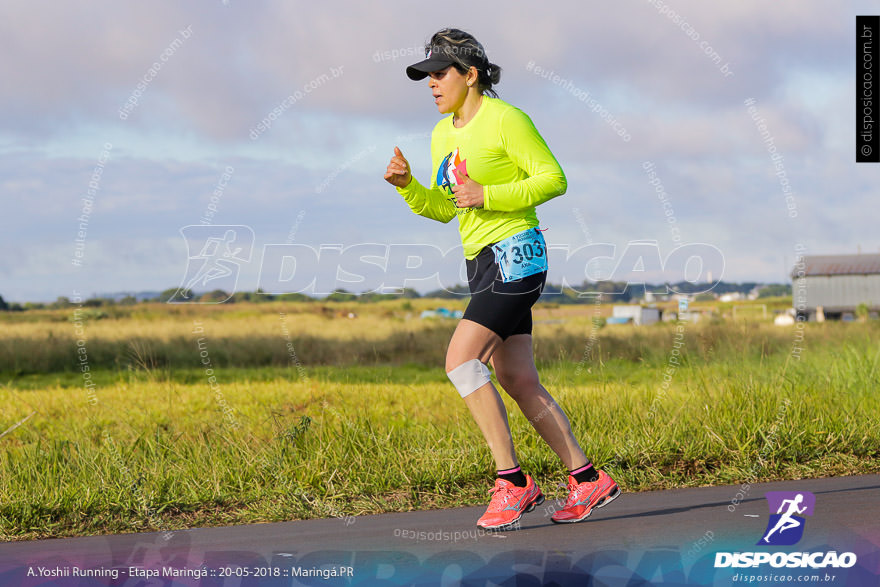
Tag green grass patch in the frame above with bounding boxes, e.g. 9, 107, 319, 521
2, 332, 878, 540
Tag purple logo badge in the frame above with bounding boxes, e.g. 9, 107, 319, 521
758, 491, 815, 546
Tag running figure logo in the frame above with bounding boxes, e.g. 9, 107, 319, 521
758, 491, 816, 546
175, 225, 254, 303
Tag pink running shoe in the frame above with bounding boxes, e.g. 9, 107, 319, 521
476, 474, 544, 530
551, 470, 621, 523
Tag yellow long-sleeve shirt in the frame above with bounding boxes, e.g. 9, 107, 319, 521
395, 96, 567, 260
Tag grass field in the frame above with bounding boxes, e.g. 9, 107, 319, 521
1, 299, 879, 541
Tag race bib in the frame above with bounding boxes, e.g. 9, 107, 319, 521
492, 228, 548, 283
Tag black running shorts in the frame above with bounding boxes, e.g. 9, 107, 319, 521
462, 244, 547, 340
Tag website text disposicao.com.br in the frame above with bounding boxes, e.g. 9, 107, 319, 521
731, 571, 842, 583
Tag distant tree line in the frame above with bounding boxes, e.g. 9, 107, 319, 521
0, 282, 791, 311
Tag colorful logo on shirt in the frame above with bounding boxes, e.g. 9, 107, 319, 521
437, 148, 467, 195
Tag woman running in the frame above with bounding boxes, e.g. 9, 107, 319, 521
383, 28, 620, 530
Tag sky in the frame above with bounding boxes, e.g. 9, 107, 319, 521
1, 0, 878, 302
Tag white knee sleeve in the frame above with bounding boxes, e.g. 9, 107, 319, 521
447, 359, 491, 398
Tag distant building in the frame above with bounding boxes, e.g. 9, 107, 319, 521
611, 305, 660, 325
792, 254, 880, 320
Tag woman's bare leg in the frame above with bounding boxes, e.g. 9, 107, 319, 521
445, 319, 518, 470
490, 334, 588, 470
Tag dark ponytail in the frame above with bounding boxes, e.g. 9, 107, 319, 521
485, 62, 502, 87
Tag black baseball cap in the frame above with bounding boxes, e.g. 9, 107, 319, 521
406, 46, 457, 80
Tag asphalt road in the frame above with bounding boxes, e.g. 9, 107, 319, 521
1, 474, 878, 586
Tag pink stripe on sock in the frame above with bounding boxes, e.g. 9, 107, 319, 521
569, 463, 593, 475
497, 466, 521, 475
